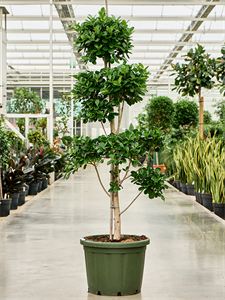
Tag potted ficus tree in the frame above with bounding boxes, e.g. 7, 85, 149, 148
65, 8, 168, 296
171, 44, 216, 139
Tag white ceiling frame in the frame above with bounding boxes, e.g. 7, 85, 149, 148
7, 56, 188, 61
154, 0, 220, 79
7, 29, 225, 34
7, 40, 225, 45
5, 0, 225, 88
7, 16, 225, 21
6, 49, 223, 54
7, 62, 172, 66
4, 1, 225, 5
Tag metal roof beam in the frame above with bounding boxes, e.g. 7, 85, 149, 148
53, 0, 86, 70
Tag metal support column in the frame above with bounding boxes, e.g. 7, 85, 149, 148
70, 48, 74, 137
49, 0, 54, 144
25, 116, 29, 147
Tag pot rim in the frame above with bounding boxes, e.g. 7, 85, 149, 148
0, 198, 12, 203
80, 234, 150, 248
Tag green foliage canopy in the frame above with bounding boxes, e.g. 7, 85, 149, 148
72, 63, 149, 124
145, 96, 174, 131
173, 99, 199, 128
203, 110, 212, 125
71, 7, 134, 65
10, 87, 45, 114
28, 130, 49, 147
215, 47, 225, 95
171, 44, 216, 97
0, 124, 11, 169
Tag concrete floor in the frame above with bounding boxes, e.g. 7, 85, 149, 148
0, 163, 225, 300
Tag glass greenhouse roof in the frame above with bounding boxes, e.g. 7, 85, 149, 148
2, 0, 225, 87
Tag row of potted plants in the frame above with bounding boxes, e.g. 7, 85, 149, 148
0, 124, 69, 217
164, 134, 225, 218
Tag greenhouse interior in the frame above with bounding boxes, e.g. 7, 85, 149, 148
0, 1, 225, 299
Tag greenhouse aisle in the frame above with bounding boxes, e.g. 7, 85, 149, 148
0, 163, 225, 300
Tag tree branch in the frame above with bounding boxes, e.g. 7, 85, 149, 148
120, 160, 131, 185
142, 149, 152, 166
116, 99, 125, 134
120, 149, 153, 183
93, 163, 110, 197
101, 121, 108, 137
119, 190, 144, 215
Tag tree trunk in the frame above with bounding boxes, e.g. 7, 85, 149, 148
110, 165, 114, 240
113, 192, 121, 240
198, 86, 204, 139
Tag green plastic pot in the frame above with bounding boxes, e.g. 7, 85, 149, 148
80, 234, 150, 296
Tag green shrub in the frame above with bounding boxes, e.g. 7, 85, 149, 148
28, 130, 49, 148
146, 96, 174, 132
173, 99, 199, 129
203, 110, 212, 124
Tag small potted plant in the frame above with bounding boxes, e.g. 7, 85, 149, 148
64, 8, 168, 296
26, 147, 60, 194
27, 129, 50, 149
0, 122, 12, 217
2, 168, 29, 209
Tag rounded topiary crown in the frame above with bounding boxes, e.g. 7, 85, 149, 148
72, 7, 134, 65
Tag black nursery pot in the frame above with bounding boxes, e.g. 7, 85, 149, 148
176, 180, 181, 191
29, 182, 39, 195
55, 171, 62, 181
10, 193, 19, 210
180, 183, 187, 194
24, 185, 29, 196
168, 179, 173, 185
0, 199, 12, 217
41, 179, 48, 190
18, 191, 26, 206
201, 193, 213, 211
213, 203, 225, 219
195, 191, 202, 204
186, 184, 195, 195
37, 181, 42, 193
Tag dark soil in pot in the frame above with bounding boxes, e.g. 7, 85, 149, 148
201, 193, 213, 211
18, 191, 26, 206
213, 203, 225, 219
0, 199, 12, 217
9, 193, 19, 210
85, 235, 148, 243
186, 184, 195, 195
